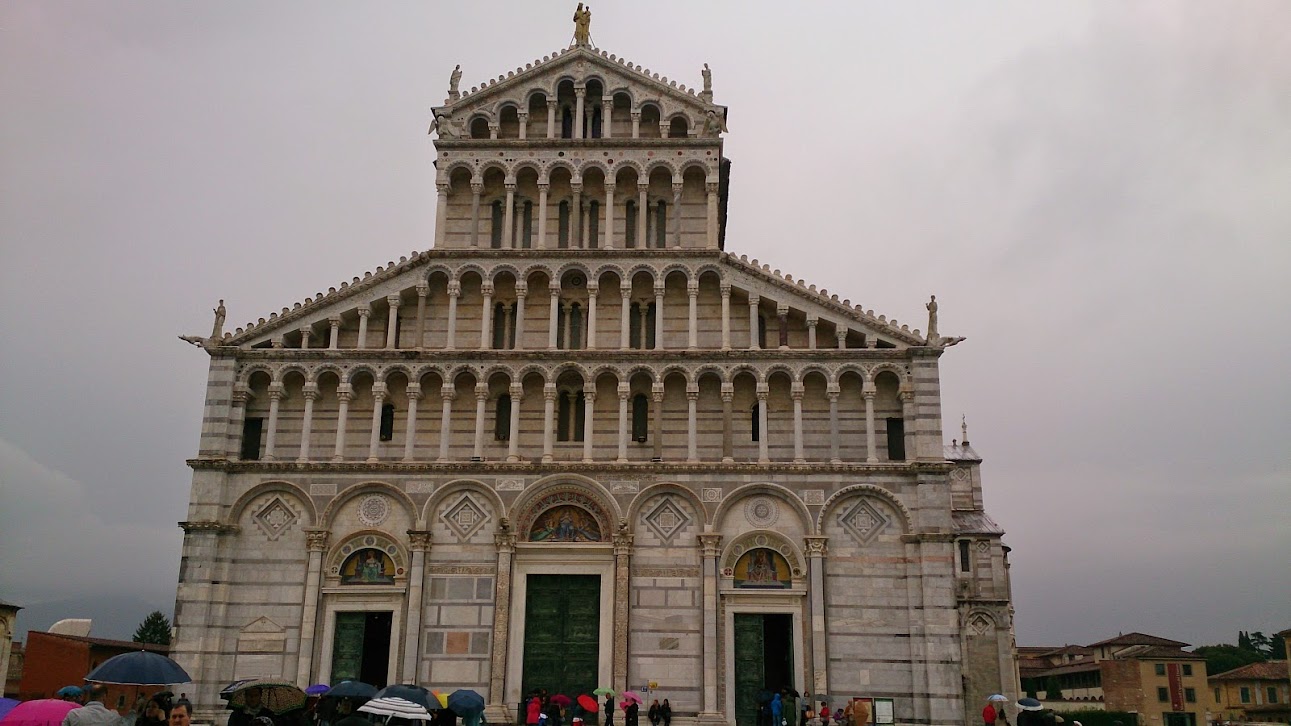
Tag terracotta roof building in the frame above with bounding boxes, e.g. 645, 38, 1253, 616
1209, 660, 1289, 724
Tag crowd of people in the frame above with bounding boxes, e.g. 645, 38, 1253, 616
57, 685, 193, 726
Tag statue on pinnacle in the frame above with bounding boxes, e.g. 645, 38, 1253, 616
573, 3, 592, 47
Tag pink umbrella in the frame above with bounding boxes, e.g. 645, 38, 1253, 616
622, 691, 643, 705
0, 699, 81, 726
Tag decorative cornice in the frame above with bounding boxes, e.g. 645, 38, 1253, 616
178, 520, 239, 535
187, 457, 954, 476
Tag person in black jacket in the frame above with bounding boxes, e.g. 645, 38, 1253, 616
624, 702, 638, 726
658, 701, 671, 726
603, 697, 613, 726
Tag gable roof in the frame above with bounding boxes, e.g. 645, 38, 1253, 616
35, 630, 169, 653
1088, 632, 1189, 649
1112, 645, 1202, 661
1210, 660, 1288, 681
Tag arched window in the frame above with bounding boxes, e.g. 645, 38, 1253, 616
557, 391, 586, 442
492, 301, 508, 349
591, 107, 603, 138
646, 302, 657, 349
495, 394, 512, 441
561, 106, 573, 138
568, 302, 583, 350
625, 199, 637, 248
655, 200, 667, 248
490, 200, 504, 248
632, 394, 649, 442
558, 201, 571, 248
958, 539, 972, 573
574, 391, 586, 442
758, 315, 768, 349
886, 417, 906, 461
668, 116, 689, 138
379, 403, 395, 441
240, 417, 264, 460
470, 117, 490, 139
588, 200, 600, 249
558, 392, 572, 441
521, 201, 533, 248
751, 403, 760, 442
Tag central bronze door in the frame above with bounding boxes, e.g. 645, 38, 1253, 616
521, 574, 601, 699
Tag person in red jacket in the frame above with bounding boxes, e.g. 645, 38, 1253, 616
527, 695, 543, 726
983, 703, 999, 726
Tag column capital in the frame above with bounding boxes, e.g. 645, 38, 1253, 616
806, 316, 818, 328
630, 110, 642, 120
790, 384, 805, 400
337, 383, 354, 402
671, 182, 684, 196
604, 181, 615, 194
620, 287, 632, 300
899, 389, 915, 403
612, 526, 634, 555
687, 280, 699, 296
440, 385, 456, 401
408, 529, 433, 551
720, 282, 732, 296
826, 387, 840, 401
509, 383, 524, 399
571, 182, 583, 194
416, 281, 429, 297
862, 389, 876, 401
574, 85, 586, 97
653, 283, 666, 297
720, 384, 734, 401
587, 283, 599, 295
547, 98, 558, 110
386, 294, 402, 308
777, 302, 789, 316
517, 111, 529, 121
537, 182, 550, 192
329, 314, 343, 326
357, 304, 371, 318
475, 383, 489, 400
302, 384, 320, 400
804, 535, 829, 558
516, 283, 528, 298
583, 388, 597, 402
755, 387, 769, 401
495, 530, 517, 553
406, 383, 423, 401
436, 180, 451, 194
305, 529, 330, 552
470, 181, 484, 194
267, 383, 285, 400
448, 282, 462, 297
698, 533, 722, 557
543, 384, 558, 401
836, 328, 848, 340
637, 181, 649, 194
481, 283, 494, 296
706, 181, 720, 193
504, 182, 516, 193
232, 386, 251, 405
550, 287, 562, 299
686, 388, 700, 402
371, 382, 387, 399
748, 294, 760, 306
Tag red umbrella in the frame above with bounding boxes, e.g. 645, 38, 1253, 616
550, 695, 571, 708
577, 696, 598, 713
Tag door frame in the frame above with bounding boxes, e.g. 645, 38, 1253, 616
317, 595, 405, 686
722, 596, 805, 726
506, 544, 615, 707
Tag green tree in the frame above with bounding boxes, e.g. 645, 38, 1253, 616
1045, 677, 1064, 700
1193, 644, 1265, 676
1247, 632, 1274, 657
132, 611, 172, 645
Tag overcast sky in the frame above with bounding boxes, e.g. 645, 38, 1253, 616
1, 2, 1287, 648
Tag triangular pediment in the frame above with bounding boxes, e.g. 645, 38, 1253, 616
432, 45, 724, 136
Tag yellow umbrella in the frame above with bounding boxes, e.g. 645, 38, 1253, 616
431, 691, 449, 708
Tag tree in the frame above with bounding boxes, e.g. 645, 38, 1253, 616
1193, 645, 1265, 676
1247, 632, 1274, 657
132, 611, 172, 645
1045, 677, 1065, 700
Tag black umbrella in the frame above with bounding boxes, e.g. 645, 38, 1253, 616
85, 651, 192, 686
325, 682, 378, 701
756, 690, 774, 705
372, 685, 439, 712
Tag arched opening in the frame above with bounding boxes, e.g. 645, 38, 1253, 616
379, 402, 395, 442
498, 105, 521, 139
654, 200, 667, 248
639, 104, 661, 138
588, 200, 600, 248
750, 402, 760, 442
470, 117, 490, 139
490, 200, 504, 248
632, 394, 649, 442
875, 370, 905, 461
558, 200, 571, 248
561, 106, 574, 138
624, 199, 637, 248
495, 393, 512, 441
520, 200, 534, 248
668, 116, 689, 138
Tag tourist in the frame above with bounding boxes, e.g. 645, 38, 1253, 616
647, 700, 660, 726
229, 689, 274, 726
818, 703, 830, 726
659, 700, 671, 726
782, 692, 797, 726
623, 700, 638, 726
603, 696, 613, 726
168, 702, 192, 726
770, 694, 783, 726
63, 686, 123, 726
526, 694, 542, 726
138, 698, 168, 726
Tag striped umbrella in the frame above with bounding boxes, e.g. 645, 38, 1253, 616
358, 697, 434, 721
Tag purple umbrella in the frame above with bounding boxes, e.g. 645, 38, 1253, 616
306, 685, 330, 696
0, 700, 20, 721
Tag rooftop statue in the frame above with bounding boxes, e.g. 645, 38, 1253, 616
211, 299, 226, 341
448, 64, 462, 101
573, 3, 592, 47
925, 295, 938, 343
702, 63, 712, 93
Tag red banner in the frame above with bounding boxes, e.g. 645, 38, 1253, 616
1168, 663, 1185, 711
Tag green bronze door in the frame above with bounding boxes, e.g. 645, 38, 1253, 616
734, 614, 766, 726
331, 612, 366, 683
522, 574, 601, 699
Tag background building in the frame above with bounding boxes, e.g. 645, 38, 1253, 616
1209, 661, 1289, 724
171, 17, 1018, 726
18, 629, 169, 708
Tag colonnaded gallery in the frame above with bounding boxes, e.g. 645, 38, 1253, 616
173, 17, 1019, 726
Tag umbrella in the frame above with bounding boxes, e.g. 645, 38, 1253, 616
0, 700, 20, 721
306, 685, 330, 697
431, 691, 448, 709
85, 651, 192, 686
786, 689, 800, 698
592, 688, 615, 698
576, 696, 598, 713
755, 690, 774, 705
55, 687, 83, 699
224, 680, 307, 714
373, 685, 438, 712
359, 697, 433, 722
324, 682, 378, 701
0, 699, 80, 726
621, 691, 642, 706
987, 695, 1008, 703
549, 695, 571, 708
447, 690, 485, 718
1017, 698, 1043, 711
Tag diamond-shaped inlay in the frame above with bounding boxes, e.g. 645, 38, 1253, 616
644, 496, 691, 543
839, 497, 890, 545
441, 494, 490, 540
253, 496, 298, 541
970, 613, 993, 635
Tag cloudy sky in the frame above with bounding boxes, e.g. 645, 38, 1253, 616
2, 2, 1287, 648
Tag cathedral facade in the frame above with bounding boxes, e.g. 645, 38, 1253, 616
172, 24, 1018, 726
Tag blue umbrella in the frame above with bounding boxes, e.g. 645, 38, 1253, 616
324, 681, 378, 701
372, 685, 438, 712
447, 690, 484, 718
56, 687, 84, 698
85, 651, 192, 686
1017, 698, 1043, 711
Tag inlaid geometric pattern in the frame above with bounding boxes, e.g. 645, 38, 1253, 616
643, 496, 691, 543
970, 613, 993, 635
441, 493, 490, 541
743, 496, 779, 528
702, 488, 722, 502
838, 497, 890, 545
357, 494, 390, 527
252, 496, 298, 541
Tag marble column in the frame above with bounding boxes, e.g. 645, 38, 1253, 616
356, 305, 371, 350
720, 385, 734, 463
503, 183, 516, 248
445, 283, 461, 350
299, 327, 311, 350
653, 284, 665, 350
836, 328, 848, 350
366, 383, 386, 463
480, 283, 494, 350
777, 303, 790, 349
670, 182, 683, 248
748, 295, 760, 350
582, 389, 596, 462
414, 283, 429, 350
513, 286, 528, 351
517, 111, 528, 140
604, 183, 616, 249
537, 183, 549, 249
756, 387, 769, 464
863, 387, 878, 463
297, 384, 318, 462
402, 531, 432, 681
719, 283, 731, 350
791, 383, 805, 463
332, 385, 351, 461
541, 385, 556, 463
295, 530, 329, 687
827, 388, 841, 465
486, 527, 517, 720
636, 183, 648, 247
586, 284, 599, 350
546, 99, 557, 139
507, 384, 523, 462
601, 99, 613, 139
805, 536, 830, 697
698, 534, 723, 720
574, 86, 585, 139
328, 316, 341, 349
612, 528, 633, 693
438, 385, 455, 462
264, 383, 284, 461
686, 387, 699, 462
630, 111, 641, 139
616, 385, 629, 463
472, 384, 489, 461
548, 289, 560, 350
807, 317, 818, 350
403, 384, 421, 462
469, 182, 483, 248
706, 181, 719, 249
386, 295, 401, 349
651, 385, 664, 462
900, 389, 915, 461
687, 281, 699, 349
434, 182, 449, 248
619, 288, 631, 350
571, 184, 583, 248
228, 387, 249, 459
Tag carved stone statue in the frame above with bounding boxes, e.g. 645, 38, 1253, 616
702, 63, 712, 93
573, 3, 592, 46
211, 299, 226, 340
925, 295, 938, 342
703, 108, 727, 136
178, 334, 207, 348
448, 64, 462, 100
434, 113, 457, 139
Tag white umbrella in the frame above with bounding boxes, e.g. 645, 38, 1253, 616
987, 695, 1009, 702
358, 696, 434, 721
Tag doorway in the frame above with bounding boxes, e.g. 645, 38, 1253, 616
733, 613, 794, 726
330, 611, 393, 687
521, 574, 600, 698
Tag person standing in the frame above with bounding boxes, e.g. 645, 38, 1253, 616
770, 694, 783, 726
783, 692, 797, 726
527, 695, 542, 726
983, 703, 999, 726
624, 700, 638, 726
63, 686, 123, 726
168, 702, 192, 726
659, 701, 671, 726
603, 696, 613, 726
646, 701, 660, 726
